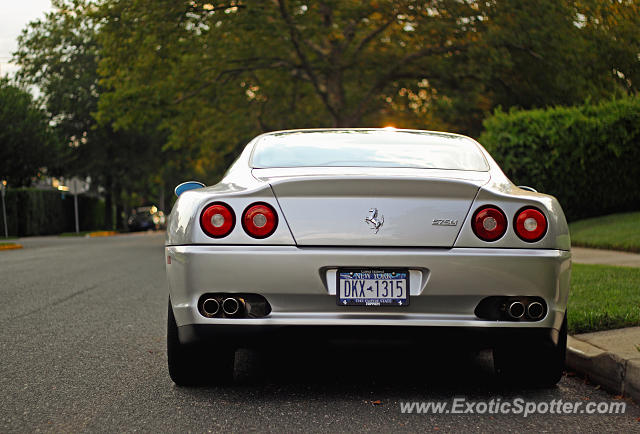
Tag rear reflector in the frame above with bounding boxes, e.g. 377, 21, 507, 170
242, 203, 278, 238
515, 207, 547, 242
200, 202, 235, 238
472, 206, 507, 241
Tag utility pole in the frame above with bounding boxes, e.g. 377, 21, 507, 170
1, 180, 8, 238
67, 177, 89, 234
73, 183, 80, 234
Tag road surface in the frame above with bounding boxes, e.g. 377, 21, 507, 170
1, 233, 638, 432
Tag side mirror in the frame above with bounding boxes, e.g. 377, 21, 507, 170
517, 185, 537, 193
174, 181, 205, 197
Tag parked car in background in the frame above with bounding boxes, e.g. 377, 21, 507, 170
165, 128, 571, 387
127, 205, 166, 231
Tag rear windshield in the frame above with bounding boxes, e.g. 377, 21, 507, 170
250, 130, 489, 171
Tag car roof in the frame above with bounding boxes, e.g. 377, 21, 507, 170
256, 127, 470, 140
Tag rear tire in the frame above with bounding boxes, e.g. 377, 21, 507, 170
167, 299, 235, 386
493, 313, 567, 387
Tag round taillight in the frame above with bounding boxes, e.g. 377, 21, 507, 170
515, 207, 547, 242
200, 202, 235, 238
242, 203, 278, 238
472, 206, 507, 241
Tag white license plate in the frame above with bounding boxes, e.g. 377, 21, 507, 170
337, 269, 409, 306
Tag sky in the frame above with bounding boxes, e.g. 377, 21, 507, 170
0, 0, 53, 77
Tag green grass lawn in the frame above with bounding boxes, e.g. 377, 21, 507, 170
568, 263, 640, 334
569, 211, 640, 252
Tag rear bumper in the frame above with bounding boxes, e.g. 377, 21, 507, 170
177, 324, 563, 349
166, 245, 571, 333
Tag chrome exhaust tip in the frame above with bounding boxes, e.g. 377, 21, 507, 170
507, 301, 525, 319
527, 301, 544, 320
202, 298, 220, 317
222, 297, 241, 316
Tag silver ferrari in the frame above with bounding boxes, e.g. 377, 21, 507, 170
165, 128, 571, 386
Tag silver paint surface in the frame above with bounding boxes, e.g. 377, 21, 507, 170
165, 128, 571, 331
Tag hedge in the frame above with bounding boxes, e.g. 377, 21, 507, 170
0, 188, 105, 237
479, 98, 640, 221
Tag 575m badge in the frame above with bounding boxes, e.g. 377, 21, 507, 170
432, 218, 458, 226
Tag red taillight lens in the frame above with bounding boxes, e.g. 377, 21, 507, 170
515, 207, 547, 242
200, 202, 235, 238
242, 203, 278, 238
472, 206, 507, 241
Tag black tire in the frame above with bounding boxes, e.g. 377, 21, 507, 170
493, 313, 567, 387
167, 299, 235, 386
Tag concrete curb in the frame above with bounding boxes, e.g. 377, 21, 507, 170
567, 336, 640, 402
0, 243, 23, 251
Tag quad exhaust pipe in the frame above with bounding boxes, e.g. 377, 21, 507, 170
222, 297, 243, 316
201, 297, 244, 317
475, 296, 547, 322
506, 300, 545, 320
527, 301, 545, 320
199, 294, 270, 319
507, 301, 525, 319
201, 298, 220, 317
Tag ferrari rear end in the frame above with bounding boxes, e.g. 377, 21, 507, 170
165, 129, 571, 386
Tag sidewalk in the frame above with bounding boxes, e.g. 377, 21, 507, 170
567, 328, 640, 402
567, 246, 640, 401
572, 247, 640, 267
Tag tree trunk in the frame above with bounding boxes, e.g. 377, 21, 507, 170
116, 195, 125, 231
159, 181, 165, 213
104, 175, 113, 230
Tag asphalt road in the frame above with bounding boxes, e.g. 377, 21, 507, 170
1, 233, 639, 432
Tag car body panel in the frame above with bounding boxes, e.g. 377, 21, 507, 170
166, 245, 570, 330
267, 170, 487, 247
454, 185, 571, 250
166, 186, 296, 246
165, 128, 571, 342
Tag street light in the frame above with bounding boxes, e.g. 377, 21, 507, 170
1, 180, 8, 238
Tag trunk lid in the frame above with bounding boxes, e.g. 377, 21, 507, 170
254, 168, 489, 247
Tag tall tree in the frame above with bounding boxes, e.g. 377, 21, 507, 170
13, 0, 167, 227
476, 0, 620, 108
0, 78, 59, 186
577, 0, 640, 94
95, 0, 639, 182
96, 0, 482, 181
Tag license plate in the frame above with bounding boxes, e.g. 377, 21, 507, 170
337, 268, 409, 306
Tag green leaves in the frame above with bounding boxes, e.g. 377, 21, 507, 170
480, 97, 640, 221
12, 0, 172, 225
94, 0, 482, 181
0, 79, 60, 186
11, 0, 640, 190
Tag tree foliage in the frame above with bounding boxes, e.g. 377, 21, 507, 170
577, 0, 640, 95
94, 0, 639, 183
0, 78, 59, 186
10, 0, 640, 193
13, 0, 169, 225
96, 0, 482, 180
14, 0, 99, 146
480, 97, 640, 221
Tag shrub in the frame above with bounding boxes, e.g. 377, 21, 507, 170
479, 98, 640, 221
0, 188, 105, 237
